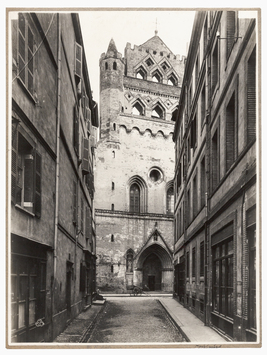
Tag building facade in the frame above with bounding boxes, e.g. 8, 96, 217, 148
10, 12, 98, 342
173, 11, 258, 342
94, 34, 185, 293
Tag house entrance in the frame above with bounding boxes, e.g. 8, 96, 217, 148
143, 253, 162, 291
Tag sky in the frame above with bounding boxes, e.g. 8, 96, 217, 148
79, 10, 196, 105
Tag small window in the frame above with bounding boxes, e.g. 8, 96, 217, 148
111, 265, 114, 273
113, 62, 117, 70
113, 123, 116, 131
152, 70, 162, 83
149, 168, 162, 182
145, 58, 154, 67
112, 151, 115, 158
105, 62, 108, 70
112, 182, 115, 190
166, 186, 174, 214
111, 204, 114, 211
111, 234, 114, 242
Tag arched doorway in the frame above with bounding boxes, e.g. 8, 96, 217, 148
135, 243, 173, 292
143, 253, 162, 291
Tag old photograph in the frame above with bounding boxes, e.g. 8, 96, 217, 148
6, 6, 261, 348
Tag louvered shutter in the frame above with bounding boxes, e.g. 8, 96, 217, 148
11, 125, 18, 203
27, 26, 34, 95
73, 106, 79, 156
226, 94, 235, 171
247, 47, 256, 144
227, 11, 236, 58
18, 14, 26, 84
75, 42, 82, 79
81, 136, 90, 174
24, 153, 34, 212
34, 151, 42, 217
80, 263, 86, 292
73, 181, 77, 225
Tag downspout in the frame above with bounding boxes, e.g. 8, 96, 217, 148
51, 13, 61, 340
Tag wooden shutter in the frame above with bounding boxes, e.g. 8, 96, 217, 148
81, 136, 90, 174
226, 93, 235, 171
75, 42, 82, 79
27, 26, 34, 94
11, 125, 18, 203
247, 47, 256, 144
34, 151, 42, 218
73, 181, 77, 225
80, 263, 86, 292
86, 206, 92, 244
18, 14, 26, 84
24, 153, 34, 212
73, 106, 79, 156
227, 11, 236, 58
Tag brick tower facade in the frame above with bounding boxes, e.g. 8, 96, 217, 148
95, 34, 185, 293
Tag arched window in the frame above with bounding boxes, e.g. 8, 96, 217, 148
152, 69, 162, 83
130, 183, 140, 213
166, 186, 174, 214
167, 73, 178, 86
113, 123, 116, 130
105, 62, 108, 70
136, 66, 147, 80
152, 104, 164, 119
126, 249, 134, 272
132, 101, 145, 116
128, 175, 147, 213
111, 234, 114, 242
113, 62, 117, 70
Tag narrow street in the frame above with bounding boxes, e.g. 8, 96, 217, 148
86, 298, 186, 343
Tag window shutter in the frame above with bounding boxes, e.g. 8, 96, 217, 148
34, 151, 42, 218
18, 14, 26, 84
226, 93, 235, 171
75, 42, 82, 79
73, 181, 77, 225
11, 125, 18, 203
27, 26, 34, 95
247, 47, 256, 144
73, 106, 79, 156
81, 136, 90, 174
86, 206, 92, 245
80, 263, 86, 292
24, 154, 34, 212
227, 11, 236, 58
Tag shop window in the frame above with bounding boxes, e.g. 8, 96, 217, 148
212, 237, 234, 319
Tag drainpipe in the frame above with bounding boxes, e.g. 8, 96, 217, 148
51, 13, 61, 340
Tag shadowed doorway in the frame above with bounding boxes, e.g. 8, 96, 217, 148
143, 253, 162, 291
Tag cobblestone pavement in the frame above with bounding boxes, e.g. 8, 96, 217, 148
87, 297, 186, 343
